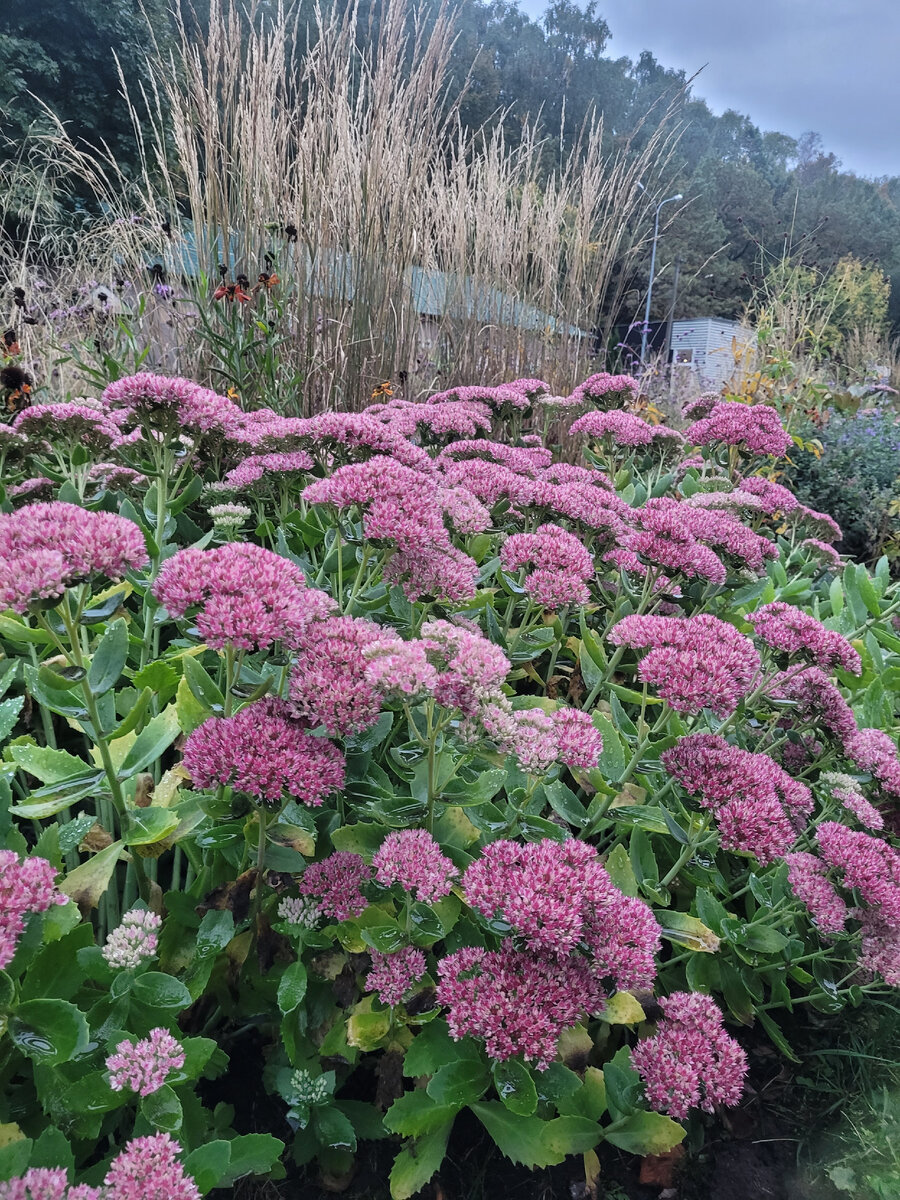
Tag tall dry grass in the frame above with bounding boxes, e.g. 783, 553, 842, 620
1, 0, 683, 411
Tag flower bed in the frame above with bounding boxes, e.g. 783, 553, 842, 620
0, 373, 898, 1196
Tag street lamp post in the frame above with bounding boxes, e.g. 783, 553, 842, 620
639, 192, 682, 367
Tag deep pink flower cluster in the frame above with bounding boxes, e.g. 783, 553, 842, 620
609, 614, 761, 717
748, 602, 861, 674
223, 450, 314, 490
462, 838, 659, 989
420, 619, 512, 715
685, 488, 765, 514
107, 1028, 185, 1097
368, 397, 493, 440
500, 523, 594, 607
0, 850, 66, 969
770, 667, 857, 744
289, 615, 385, 735
299, 852, 372, 921
858, 914, 900, 986
436, 944, 604, 1069
639, 497, 776, 576
13, 402, 123, 449
736, 474, 800, 515
801, 538, 843, 570
661, 733, 810, 863
568, 409, 682, 449
154, 542, 331, 650
439, 438, 552, 475
366, 945, 427, 1006
625, 501, 727, 584
304, 456, 481, 602
102, 372, 241, 437
817, 821, 900, 925
784, 852, 848, 932
566, 372, 640, 409
631, 992, 748, 1118
183, 698, 345, 805
0, 501, 148, 613
687, 402, 792, 457
0, 1134, 199, 1200
426, 383, 531, 411
794, 503, 842, 544
373, 830, 458, 902
845, 728, 900, 796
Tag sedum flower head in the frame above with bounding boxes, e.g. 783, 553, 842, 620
366, 945, 427, 1006
107, 1028, 185, 1097
277, 896, 321, 930
0, 850, 66, 970
299, 852, 372, 921
289, 1069, 331, 1107
102, 908, 161, 970
373, 830, 458, 903
748, 601, 861, 674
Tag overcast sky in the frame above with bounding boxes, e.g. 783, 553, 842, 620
518, 0, 900, 179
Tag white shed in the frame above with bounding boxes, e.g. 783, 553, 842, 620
669, 318, 756, 388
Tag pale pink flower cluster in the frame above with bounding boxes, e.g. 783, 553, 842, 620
801, 538, 843, 570
662, 733, 810, 863
858, 915, 900, 986
568, 409, 682, 450
845, 728, 900, 796
223, 450, 314, 490
625, 500, 728, 584
479, 703, 603, 774
506, 377, 551, 400
0, 1134, 199, 1200
107, 1028, 185, 1096
436, 944, 604, 1069
438, 438, 552, 475
367, 397, 493, 440
784, 852, 848, 932
748, 602, 861, 674
289, 615, 386, 736
631, 992, 748, 1118
426, 383, 531, 412
609, 614, 761, 717
566, 372, 640, 409
366, 946, 427, 1006
153, 542, 332, 650
634, 497, 776, 577
500, 523, 594, 607
7, 477, 55, 502
794, 503, 842, 544
0, 850, 67, 969
822, 772, 884, 831
0, 501, 148, 613
363, 634, 441, 700
462, 838, 659, 990
419, 619, 512, 714
102, 908, 161, 970
87, 463, 148, 491
183, 698, 344, 805
736, 474, 800, 515
687, 402, 792, 457
373, 830, 458, 902
103, 372, 241, 437
13, 402, 122, 450
299, 852, 372, 921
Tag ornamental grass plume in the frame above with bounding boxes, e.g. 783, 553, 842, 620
631, 991, 748, 1118
748, 601, 861, 674
686, 401, 792, 458
299, 852, 372, 921
106, 1028, 185, 1097
153, 542, 332, 651
609, 614, 761, 717
0, 502, 148, 614
784, 852, 848, 933
102, 908, 161, 970
373, 829, 457, 902
500, 523, 594, 608
289, 615, 386, 736
436, 944, 605, 1069
183, 698, 345, 806
366, 945, 427, 1006
0, 850, 67, 969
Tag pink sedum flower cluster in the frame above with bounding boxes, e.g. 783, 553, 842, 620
568, 409, 682, 450
154, 542, 332, 651
106, 1028, 185, 1097
102, 908, 161, 970
784, 852, 848, 933
609, 614, 761, 717
373, 830, 458, 902
0, 850, 67, 969
183, 698, 345, 805
366, 945, 427, 1006
501, 523, 594, 607
300, 852, 372, 921
845, 728, 900, 797
631, 992, 748, 1118
0, 502, 148, 613
289, 615, 386, 736
566, 372, 640, 409
748, 601, 861, 674
0, 1134, 199, 1200
686, 402, 792, 458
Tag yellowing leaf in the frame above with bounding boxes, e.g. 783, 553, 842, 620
601, 992, 646, 1025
